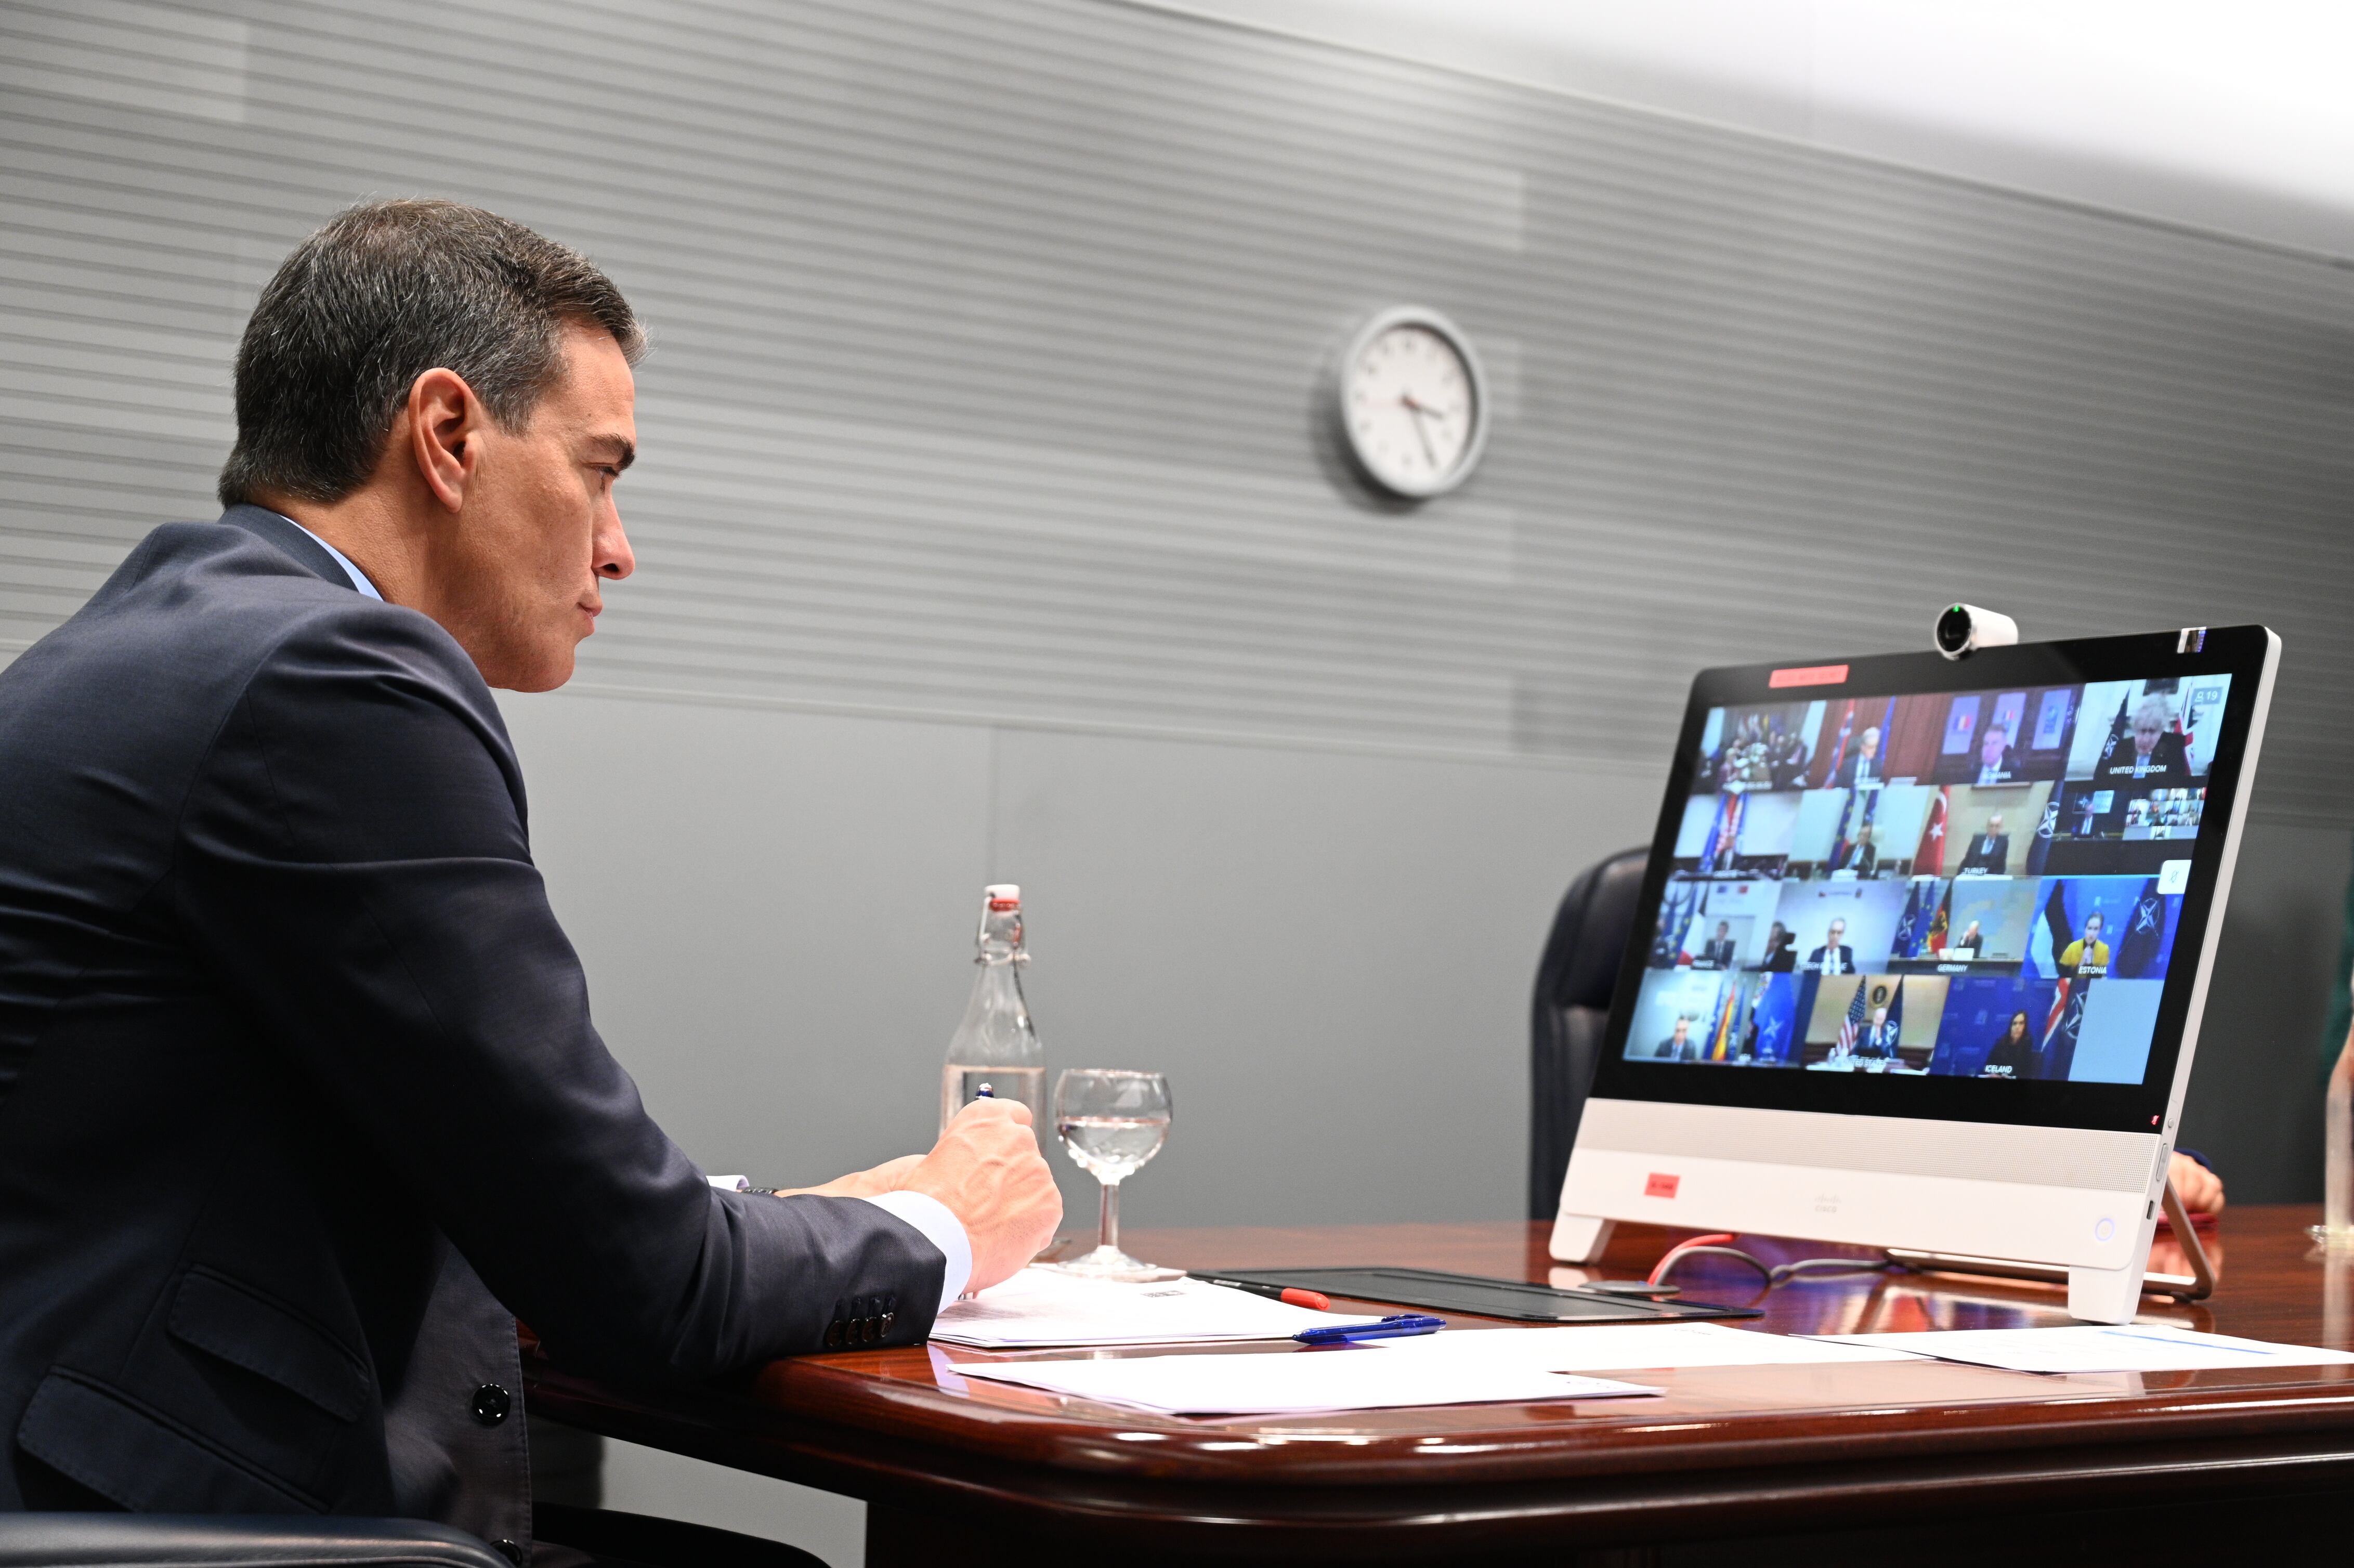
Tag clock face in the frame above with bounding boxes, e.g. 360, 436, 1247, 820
1338, 308, 1487, 499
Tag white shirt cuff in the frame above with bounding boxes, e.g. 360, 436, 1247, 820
857, 1190, 972, 1311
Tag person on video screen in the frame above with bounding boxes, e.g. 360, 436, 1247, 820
2105, 694, 2193, 784
1954, 919, 1984, 956
1834, 726, 1884, 789
1958, 813, 2009, 874
1655, 1017, 1700, 1061
1981, 1011, 2037, 1078
1760, 921, 1796, 972
2060, 911, 2111, 976
1856, 1005, 1900, 1059
1698, 920, 1736, 969
1808, 918, 1856, 976
1973, 724, 2021, 786
1850, 825, 1880, 880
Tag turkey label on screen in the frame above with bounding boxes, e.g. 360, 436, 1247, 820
1645, 1173, 1681, 1199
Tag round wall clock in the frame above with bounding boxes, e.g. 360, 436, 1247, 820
1334, 306, 1489, 500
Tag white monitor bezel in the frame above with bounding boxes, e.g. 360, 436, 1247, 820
1553, 626, 2280, 1323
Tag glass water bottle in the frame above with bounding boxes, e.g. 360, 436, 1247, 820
940, 884, 1045, 1135
2323, 963, 2354, 1245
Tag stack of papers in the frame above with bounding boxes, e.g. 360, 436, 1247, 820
930, 1266, 1384, 1348
939, 1316, 2354, 1416
953, 1348, 1662, 1415
1809, 1324, 2354, 1374
945, 1319, 1914, 1417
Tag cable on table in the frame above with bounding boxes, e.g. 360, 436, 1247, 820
1647, 1233, 1895, 1292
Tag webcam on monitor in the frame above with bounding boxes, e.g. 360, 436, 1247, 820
1933, 603, 2019, 660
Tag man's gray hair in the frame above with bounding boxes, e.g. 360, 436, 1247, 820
218, 199, 644, 508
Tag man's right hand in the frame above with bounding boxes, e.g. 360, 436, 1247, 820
901, 1098, 1062, 1294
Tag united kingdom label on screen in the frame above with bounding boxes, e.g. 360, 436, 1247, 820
1627, 673, 2228, 1086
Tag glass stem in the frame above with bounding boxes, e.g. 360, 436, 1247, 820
1098, 1178, 1122, 1253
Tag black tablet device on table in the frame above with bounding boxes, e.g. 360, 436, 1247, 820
1202, 1265, 1761, 1323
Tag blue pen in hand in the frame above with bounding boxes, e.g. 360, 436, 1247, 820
1293, 1313, 1447, 1345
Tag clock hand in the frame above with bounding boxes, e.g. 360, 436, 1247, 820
1403, 400, 1437, 466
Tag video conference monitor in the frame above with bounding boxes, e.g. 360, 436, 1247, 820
1553, 626, 2278, 1322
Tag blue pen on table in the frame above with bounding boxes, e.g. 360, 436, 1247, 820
1293, 1313, 1447, 1345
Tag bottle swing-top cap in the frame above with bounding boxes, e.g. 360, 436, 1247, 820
984, 884, 1021, 909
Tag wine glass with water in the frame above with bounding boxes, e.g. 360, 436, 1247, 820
1049, 1068, 1177, 1281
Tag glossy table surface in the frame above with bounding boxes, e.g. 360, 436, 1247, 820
525, 1207, 2354, 1562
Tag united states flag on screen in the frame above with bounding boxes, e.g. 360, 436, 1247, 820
1837, 976, 1868, 1053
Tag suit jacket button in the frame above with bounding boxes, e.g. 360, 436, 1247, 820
494, 1542, 524, 1565
882, 1312, 897, 1336
825, 1322, 844, 1348
472, 1384, 512, 1426
857, 1317, 875, 1343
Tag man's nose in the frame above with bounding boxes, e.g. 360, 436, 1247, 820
597, 505, 636, 581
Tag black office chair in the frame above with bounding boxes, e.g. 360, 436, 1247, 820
0, 1515, 508, 1567
0, 1508, 823, 1568
1528, 846, 1650, 1221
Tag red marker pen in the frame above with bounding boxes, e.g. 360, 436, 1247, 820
1194, 1275, 1333, 1313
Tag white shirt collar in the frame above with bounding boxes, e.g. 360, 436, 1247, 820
268, 511, 383, 601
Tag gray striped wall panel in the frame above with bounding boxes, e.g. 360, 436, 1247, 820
2, 0, 2349, 821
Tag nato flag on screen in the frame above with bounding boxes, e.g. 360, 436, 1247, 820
2026, 794, 2059, 878
2042, 979, 2089, 1080
2115, 879, 2169, 978
1749, 973, 1798, 1064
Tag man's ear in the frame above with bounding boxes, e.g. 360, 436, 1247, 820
406, 367, 484, 513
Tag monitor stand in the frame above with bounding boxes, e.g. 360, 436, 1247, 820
1884, 1175, 2215, 1312
1549, 1211, 1615, 1264
1550, 1178, 2215, 1317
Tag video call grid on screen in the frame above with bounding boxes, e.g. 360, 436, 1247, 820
1588, 628, 2271, 1136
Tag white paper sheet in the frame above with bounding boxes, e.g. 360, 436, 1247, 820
930, 1267, 1385, 1348
1808, 1323, 2354, 1374
952, 1348, 1663, 1415
1366, 1321, 1927, 1370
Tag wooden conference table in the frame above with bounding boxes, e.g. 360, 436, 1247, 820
525, 1207, 2354, 1564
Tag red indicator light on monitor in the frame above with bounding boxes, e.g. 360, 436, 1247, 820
1645, 1173, 1681, 1199
1769, 663, 1848, 688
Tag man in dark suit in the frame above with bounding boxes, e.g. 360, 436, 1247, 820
2103, 695, 2193, 785
1655, 1018, 1702, 1061
1849, 826, 1881, 880
1806, 918, 1856, 975
1958, 812, 2010, 874
1832, 726, 1883, 788
1698, 921, 1737, 969
1972, 725, 2022, 785
0, 202, 1060, 1561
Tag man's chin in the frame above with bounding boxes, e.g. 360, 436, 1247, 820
489, 644, 579, 695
